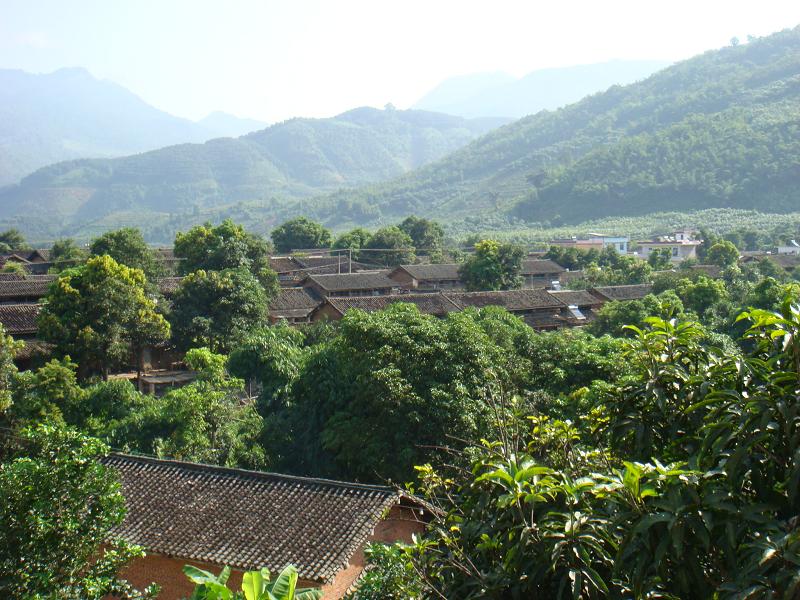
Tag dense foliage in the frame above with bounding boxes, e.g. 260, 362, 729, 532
38, 255, 170, 378
353, 301, 800, 598
459, 239, 524, 291
171, 268, 271, 353
0, 425, 156, 599
91, 227, 164, 280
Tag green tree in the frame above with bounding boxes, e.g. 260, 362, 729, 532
706, 239, 740, 267
0, 425, 156, 599
587, 291, 685, 337
647, 247, 673, 270
175, 220, 275, 283
243, 304, 534, 482
362, 226, 415, 267
38, 256, 170, 378
0, 228, 29, 252
90, 227, 164, 280
0, 324, 20, 416
398, 216, 444, 260
674, 274, 729, 316
458, 239, 524, 291
49, 238, 87, 273
270, 217, 332, 253
170, 268, 270, 353
332, 228, 373, 260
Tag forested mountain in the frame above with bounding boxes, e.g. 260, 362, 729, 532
313, 27, 800, 227
0, 107, 507, 240
413, 60, 669, 118
0, 68, 254, 185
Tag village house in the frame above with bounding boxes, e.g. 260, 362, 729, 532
0, 274, 55, 304
446, 289, 566, 330
302, 272, 398, 298
268, 287, 324, 324
520, 258, 566, 289
388, 264, 463, 290
637, 230, 702, 263
549, 233, 629, 254
311, 292, 461, 321
0, 249, 56, 274
104, 453, 430, 600
589, 284, 654, 302
547, 289, 604, 324
270, 256, 373, 286
0, 303, 51, 369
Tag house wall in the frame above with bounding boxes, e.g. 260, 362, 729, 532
311, 303, 344, 322
388, 269, 416, 289
118, 505, 426, 600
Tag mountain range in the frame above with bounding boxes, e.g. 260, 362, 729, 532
0, 67, 266, 185
412, 60, 670, 119
0, 107, 507, 240
311, 27, 800, 228
2, 27, 800, 243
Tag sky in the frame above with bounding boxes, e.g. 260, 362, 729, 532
1, 0, 799, 123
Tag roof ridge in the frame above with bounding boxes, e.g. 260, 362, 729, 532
106, 452, 396, 494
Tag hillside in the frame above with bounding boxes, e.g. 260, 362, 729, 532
413, 60, 669, 118
0, 68, 258, 185
0, 107, 507, 240
311, 27, 800, 227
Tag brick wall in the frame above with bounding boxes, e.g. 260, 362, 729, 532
120, 504, 426, 600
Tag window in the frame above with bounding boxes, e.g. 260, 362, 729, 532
672, 247, 679, 257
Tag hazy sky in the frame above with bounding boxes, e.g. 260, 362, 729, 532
1, 0, 799, 123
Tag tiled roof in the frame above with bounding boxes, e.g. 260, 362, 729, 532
0, 303, 40, 335
102, 453, 414, 583
591, 284, 653, 301
269, 256, 305, 274
445, 289, 563, 311
761, 254, 800, 270
0, 275, 56, 299
157, 277, 183, 296
394, 264, 461, 281
521, 259, 566, 275
689, 265, 722, 278
305, 272, 396, 292
548, 290, 603, 307
15, 339, 52, 361
326, 293, 461, 317
269, 288, 323, 318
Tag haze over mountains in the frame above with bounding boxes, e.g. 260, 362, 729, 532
1, 27, 799, 243
0, 67, 266, 185
412, 59, 671, 118
0, 107, 506, 240
312, 27, 800, 228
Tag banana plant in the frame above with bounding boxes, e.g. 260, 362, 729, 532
183, 564, 323, 600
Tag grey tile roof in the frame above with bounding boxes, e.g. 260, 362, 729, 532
305, 272, 396, 292
326, 293, 461, 317
521, 259, 566, 275
102, 453, 414, 583
445, 289, 563, 311
591, 284, 653, 301
394, 264, 461, 281
0, 275, 55, 299
547, 290, 603, 307
0, 303, 40, 335
269, 288, 323, 318
157, 277, 183, 296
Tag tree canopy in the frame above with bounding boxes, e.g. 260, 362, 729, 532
37, 255, 170, 378
459, 239, 524, 291
270, 217, 332, 253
